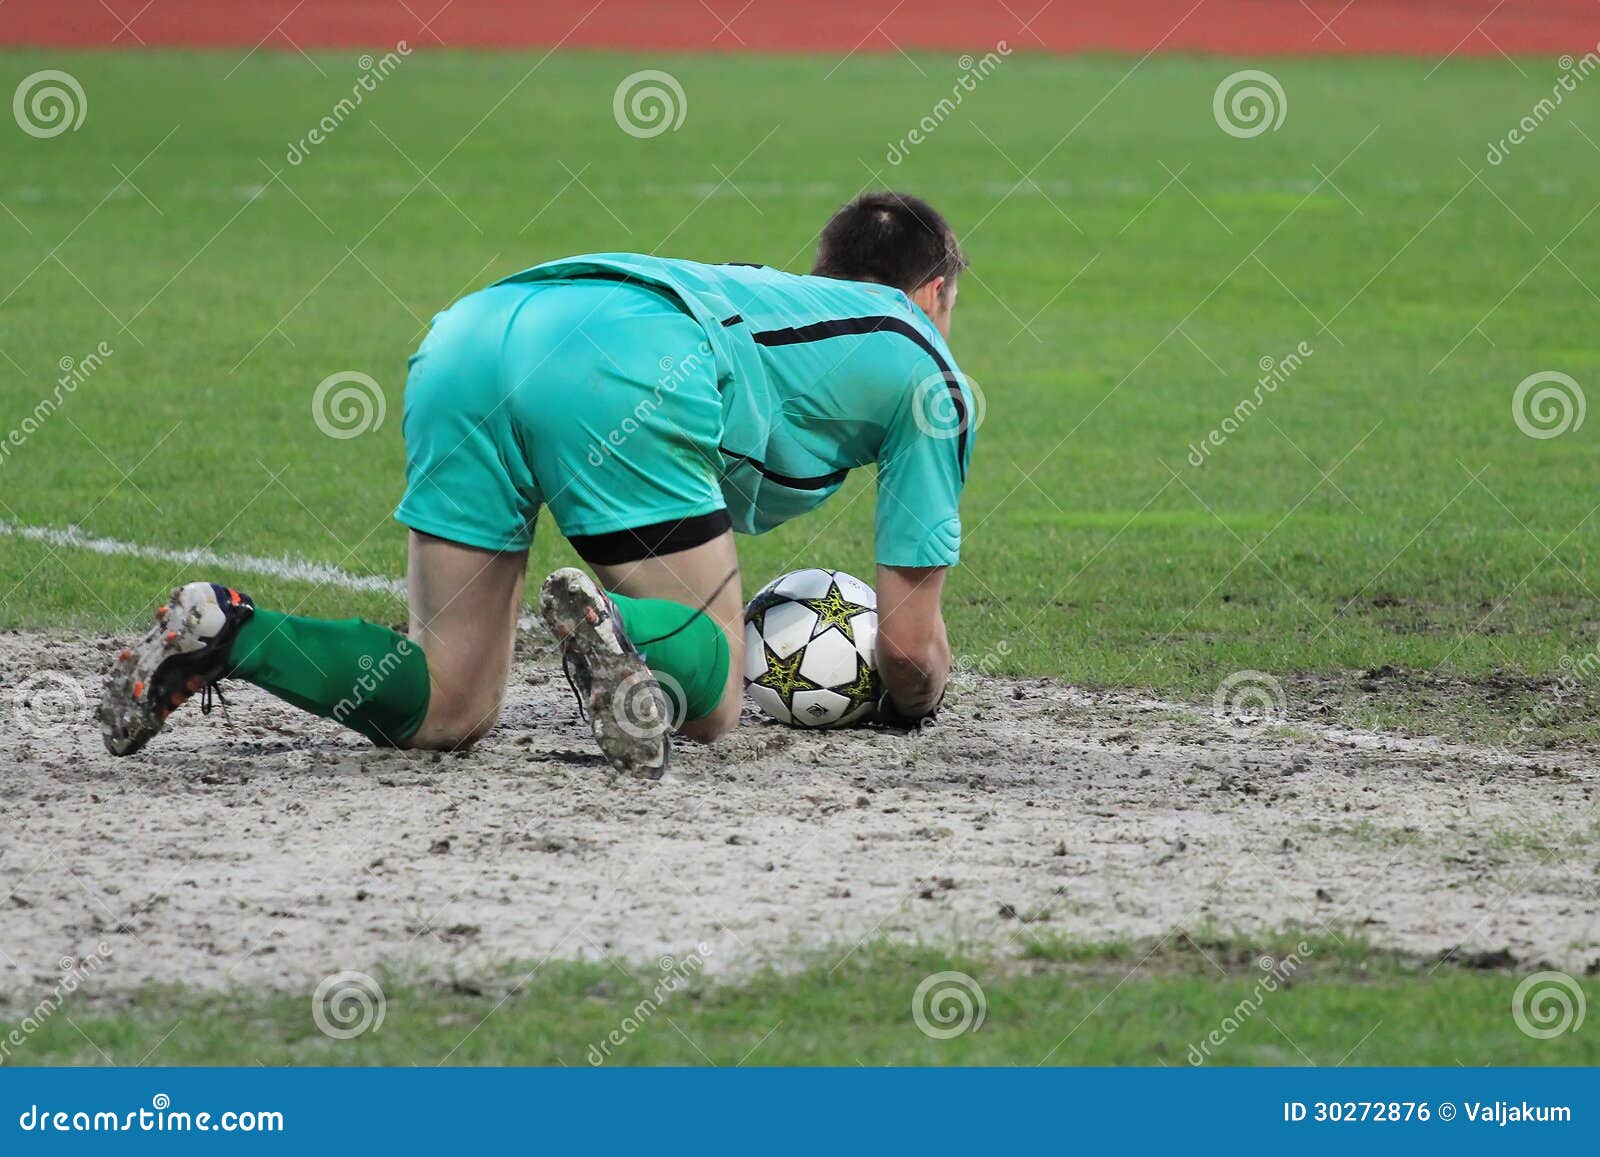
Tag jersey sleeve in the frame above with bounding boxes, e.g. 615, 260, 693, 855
874, 365, 976, 568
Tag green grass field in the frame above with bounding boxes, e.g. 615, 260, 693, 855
2, 50, 1598, 1067
3, 52, 1598, 742
14, 938, 1598, 1067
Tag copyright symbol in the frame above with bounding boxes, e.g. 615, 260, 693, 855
1438, 1102, 1456, 1121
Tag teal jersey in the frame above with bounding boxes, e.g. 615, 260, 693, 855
494, 254, 977, 567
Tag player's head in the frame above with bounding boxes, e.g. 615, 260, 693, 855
812, 191, 967, 337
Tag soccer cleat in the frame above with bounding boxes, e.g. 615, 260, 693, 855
538, 567, 670, 779
99, 582, 255, 756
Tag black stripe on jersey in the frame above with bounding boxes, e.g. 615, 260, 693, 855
720, 448, 849, 491
557, 270, 651, 287
720, 314, 743, 327
749, 315, 968, 478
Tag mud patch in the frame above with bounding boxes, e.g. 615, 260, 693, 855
1, 630, 1596, 1001
1286, 664, 1600, 749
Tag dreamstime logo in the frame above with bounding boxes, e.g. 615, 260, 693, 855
312, 371, 386, 439
1511, 971, 1586, 1040
885, 42, 1012, 164
912, 971, 986, 1039
586, 340, 713, 465
585, 943, 713, 1064
13, 70, 87, 139
1187, 341, 1312, 466
311, 970, 385, 1039
1213, 670, 1287, 724
613, 70, 687, 139
948, 639, 1013, 695
331, 639, 415, 731
1503, 639, 1600, 748
1213, 70, 1287, 139
609, 669, 684, 738
1487, 44, 1600, 165
0, 340, 113, 472
285, 42, 411, 165
1512, 371, 1585, 440
1186, 943, 1311, 1064
911, 371, 986, 440
0, 942, 112, 1062
8, 671, 89, 738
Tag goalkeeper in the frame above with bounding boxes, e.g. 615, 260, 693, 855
100, 192, 978, 776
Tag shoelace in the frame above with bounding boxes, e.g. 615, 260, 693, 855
559, 641, 590, 723
556, 590, 628, 724
199, 681, 229, 717
164, 674, 229, 720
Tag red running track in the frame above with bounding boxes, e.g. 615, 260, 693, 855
2, 0, 1596, 55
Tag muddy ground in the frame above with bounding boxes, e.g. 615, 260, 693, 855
1, 629, 1596, 999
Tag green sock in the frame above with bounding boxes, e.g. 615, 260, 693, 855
607, 592, 730, 723
227, 610, 431, 747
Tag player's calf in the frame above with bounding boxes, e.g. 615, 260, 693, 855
100, 583, 435, 754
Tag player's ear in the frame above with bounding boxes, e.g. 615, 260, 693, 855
909, 276, 945, 313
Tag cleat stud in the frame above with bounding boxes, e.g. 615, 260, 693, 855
584, 608, 599, 625
119, 649, 132, 662
164, 631, 178, 643
133, 680, 145, 699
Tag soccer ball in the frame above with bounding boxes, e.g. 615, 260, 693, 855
743, 568, 879, 728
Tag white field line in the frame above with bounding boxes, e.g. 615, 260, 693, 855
3, 521, 1579, 769
0, 520, 407, 598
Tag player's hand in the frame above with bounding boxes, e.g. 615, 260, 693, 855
875, 689, 943, 732
874, 563, 951, 719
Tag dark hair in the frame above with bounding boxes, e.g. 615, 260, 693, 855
811, 191, 967, 294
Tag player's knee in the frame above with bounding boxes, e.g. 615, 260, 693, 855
678, 695, 739, 743
405, 688, 502, 750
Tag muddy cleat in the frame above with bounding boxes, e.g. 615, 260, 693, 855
539, 567, 670, 779
99, 582, 255, 756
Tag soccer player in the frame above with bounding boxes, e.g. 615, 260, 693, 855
100, 192, 977, 776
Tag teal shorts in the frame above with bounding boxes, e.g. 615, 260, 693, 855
395, 278, 728, 555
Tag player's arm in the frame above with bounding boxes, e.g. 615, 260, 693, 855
872, 355, 975, 728
875, 563, 950, 722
